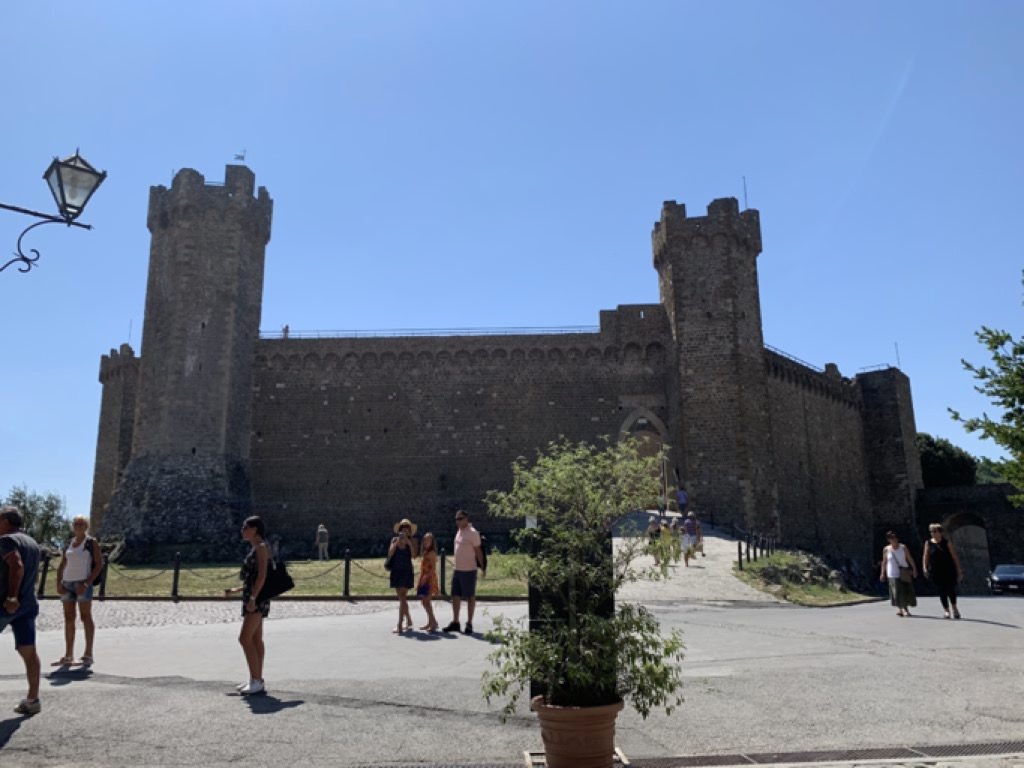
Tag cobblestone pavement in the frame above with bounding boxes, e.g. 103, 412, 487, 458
32, 598, 393, 632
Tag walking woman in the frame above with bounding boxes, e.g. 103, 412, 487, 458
923, 523, 964, 619
879, 531, 918, 617
53, 516, 103, 667
416, 532, 440, 631
388, 519, 417, 634
224, 516, 269, 695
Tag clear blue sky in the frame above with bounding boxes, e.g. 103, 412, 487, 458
2, 2, 1021, 517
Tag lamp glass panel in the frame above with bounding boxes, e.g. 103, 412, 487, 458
45, 166, 63, 210
60, 165, 100, 210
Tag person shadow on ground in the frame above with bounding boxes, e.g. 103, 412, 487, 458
0, 715, 29, 749
47, 666, 95, 687
908, 614, 1020, 630
242, 694, 304, 714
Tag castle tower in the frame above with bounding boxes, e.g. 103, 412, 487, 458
101, 166, 273, 558
89, 343, 140, 532
858, 367, 924, 550
653, 198, 779, 532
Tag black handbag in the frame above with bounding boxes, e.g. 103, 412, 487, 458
257, 556, 295, 602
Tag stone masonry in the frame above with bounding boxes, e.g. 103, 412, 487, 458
93, 165, 923, 567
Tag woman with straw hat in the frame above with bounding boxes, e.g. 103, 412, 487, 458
388, 519, 417, 633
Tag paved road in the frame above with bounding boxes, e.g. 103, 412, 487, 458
1, 595, 1021, 767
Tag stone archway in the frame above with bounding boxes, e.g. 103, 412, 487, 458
618, 407, 672, 501
941, 511, 991, 596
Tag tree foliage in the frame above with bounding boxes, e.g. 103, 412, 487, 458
917, 433, 977, 487
976, 456, 1009, 485
950, 293, 1024, 498
482, 437, 685, 720
2, 485, 70, 548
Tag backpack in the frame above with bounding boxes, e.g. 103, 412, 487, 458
67, 535, 104, 587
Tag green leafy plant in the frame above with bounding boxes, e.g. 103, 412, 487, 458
950, 279, 1024, 501
3, 485, 70, 549
482, 437, 685, 720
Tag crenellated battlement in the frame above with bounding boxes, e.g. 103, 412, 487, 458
764, 348, 862, 409
147, 165, 273, 243
652, 197, 762, 268
99, 343, 140, 384
254, 338, 670, 375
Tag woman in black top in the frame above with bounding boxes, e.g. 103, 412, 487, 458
923, 523, 962, 616
922, 523, 964, 619
224, 516, 270, 694
388, 519, 417, 634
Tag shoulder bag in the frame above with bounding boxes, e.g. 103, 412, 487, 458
257, 551, 295, 602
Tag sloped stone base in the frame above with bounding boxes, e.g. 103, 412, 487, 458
101, 454, 253, 563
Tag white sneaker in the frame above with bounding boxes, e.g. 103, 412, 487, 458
240, 679, 265, 695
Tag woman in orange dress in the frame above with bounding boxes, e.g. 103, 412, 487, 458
416, 532, 440, 631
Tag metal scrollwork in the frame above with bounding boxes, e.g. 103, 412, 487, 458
1, 219, 62, 273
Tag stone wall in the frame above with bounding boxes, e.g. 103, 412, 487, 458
249, 305, 672, 552
765, 352, 873, 573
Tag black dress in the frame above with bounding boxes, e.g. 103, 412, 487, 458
240, 544, 272, 618
389, 543, 414, 590
927, 539, 957, 590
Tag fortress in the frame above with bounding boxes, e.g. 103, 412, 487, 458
92, 165, 925, 573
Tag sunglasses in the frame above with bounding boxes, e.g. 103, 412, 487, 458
455, 516, 467, 521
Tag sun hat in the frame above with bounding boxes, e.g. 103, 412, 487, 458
393, 518, 418, 535
687, 511, 696, 518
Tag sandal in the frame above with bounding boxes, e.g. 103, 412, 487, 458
51, 657, 74, 667
80, 656, 94, 666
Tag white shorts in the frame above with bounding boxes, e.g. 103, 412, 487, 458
682, 535, 697, 549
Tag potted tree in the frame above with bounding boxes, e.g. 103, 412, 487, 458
483, 438, 685, 768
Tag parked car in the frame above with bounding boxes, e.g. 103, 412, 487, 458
988, 564, 1024, 595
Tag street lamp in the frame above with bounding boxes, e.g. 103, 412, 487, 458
1, 150, 107, 274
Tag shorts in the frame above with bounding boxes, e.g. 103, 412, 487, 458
0, 600, 40, 648
416, 582, 432, 598
241, 596, 271, 618
60, 580, 94, 603
682, 534, 697, 550
451, 570, 477, 599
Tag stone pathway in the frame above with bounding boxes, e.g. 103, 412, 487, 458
616, 528, 785, 606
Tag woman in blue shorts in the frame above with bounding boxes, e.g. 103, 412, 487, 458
54, 516, 103, 667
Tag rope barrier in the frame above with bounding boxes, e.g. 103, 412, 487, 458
291, 560, 345, 582
350, 560, 391, 580
107, 564, 170, 581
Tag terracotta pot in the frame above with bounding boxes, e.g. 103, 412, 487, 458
531, 695, 624, 768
